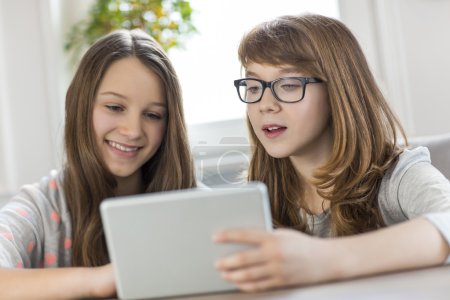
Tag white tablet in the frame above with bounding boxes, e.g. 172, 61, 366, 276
100, 182, 272, 300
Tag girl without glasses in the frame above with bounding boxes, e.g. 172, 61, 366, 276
0, 29, 196, 298
214, 14, 450, 292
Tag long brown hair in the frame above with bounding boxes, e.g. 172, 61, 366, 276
64, 29, 196, 266
239, 14, 407, 236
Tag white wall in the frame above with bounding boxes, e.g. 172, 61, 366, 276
0, 0, 9, 196
0, 0, 92, 197
1, 0, 449, 196
170, 0, 340, 125
339, 0, 450, 136
0, 0, 65, 194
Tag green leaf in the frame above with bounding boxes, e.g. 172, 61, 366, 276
65, 0, 196, 65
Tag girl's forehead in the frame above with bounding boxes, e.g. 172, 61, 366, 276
245, 63, 305, 76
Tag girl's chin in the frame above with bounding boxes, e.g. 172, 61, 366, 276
108, 168, 141, 180
264, 148, 291, 159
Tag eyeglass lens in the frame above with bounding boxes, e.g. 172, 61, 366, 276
238, 78, 305, 103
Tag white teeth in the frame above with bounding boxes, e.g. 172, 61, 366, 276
267, 127, 280, 131
108, 141, 139, 152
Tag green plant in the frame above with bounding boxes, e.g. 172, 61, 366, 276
65, 0, 196, 64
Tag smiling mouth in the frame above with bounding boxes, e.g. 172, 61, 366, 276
263, 126, 287, 133
107, 140, 141, 152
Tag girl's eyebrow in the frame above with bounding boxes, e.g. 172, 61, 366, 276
245, 70, 259, 77
98, 91, 167, 108
149, 102, 167, 109
98, 91, 128, 99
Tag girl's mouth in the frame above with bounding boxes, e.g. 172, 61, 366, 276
106, 140, 142, 157
262, 125, 287, 138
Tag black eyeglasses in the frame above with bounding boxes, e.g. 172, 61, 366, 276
233, 77, 323, 103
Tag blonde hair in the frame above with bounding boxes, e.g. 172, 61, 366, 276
64, 29, 196, 266
239, 14, 407, 236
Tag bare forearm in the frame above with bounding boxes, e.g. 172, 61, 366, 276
0, 267, 108, 299
332, 218, 450, 279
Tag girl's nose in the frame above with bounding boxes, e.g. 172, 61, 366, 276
258, 88, 281, 113
119, 114, 142, 139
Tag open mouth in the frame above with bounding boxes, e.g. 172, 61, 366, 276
263, 126, 286, 133
262, 125, 287, 133
262, 125, 287, 138
107, 140, 141, 152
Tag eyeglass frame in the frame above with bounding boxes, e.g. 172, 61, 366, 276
233, 77, 323, 103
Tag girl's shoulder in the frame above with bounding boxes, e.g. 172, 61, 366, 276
5, 169, 69, 226
391, 146, 432, 177
382, 146, 446, 193
17, 169, 66, 209
379, 146, 450, 223
386, 145, 449, 187
0, 170, 72, 268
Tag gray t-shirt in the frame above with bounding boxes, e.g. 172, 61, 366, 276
0, 170, 71, 268
0, 147, 449, 268
308, 147, 450, 263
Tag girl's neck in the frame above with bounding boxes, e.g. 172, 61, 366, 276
115, 171, 144, 196
289, 126, 333, 214
303, 182, 330, 215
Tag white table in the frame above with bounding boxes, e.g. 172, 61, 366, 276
168, 265, 450, 300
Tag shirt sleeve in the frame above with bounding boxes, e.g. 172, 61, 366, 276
397, 162, 450, 217
378, 147, 450, 264
397, 161, 450, 264
0, 170, 72, 268
0, 187, 45, 268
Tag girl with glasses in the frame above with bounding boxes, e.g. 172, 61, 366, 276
214, 14, 450, 292
0, 29, 196, 298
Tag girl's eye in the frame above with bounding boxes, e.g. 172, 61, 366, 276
105, 104, 124, 112
144, 112, 163, 120
280, 84, 301, 91
247, 86, 262, 94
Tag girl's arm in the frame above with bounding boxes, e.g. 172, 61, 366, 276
214, 218, 449, 292
0, 264, 115, 299
331, 217, 448, 278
